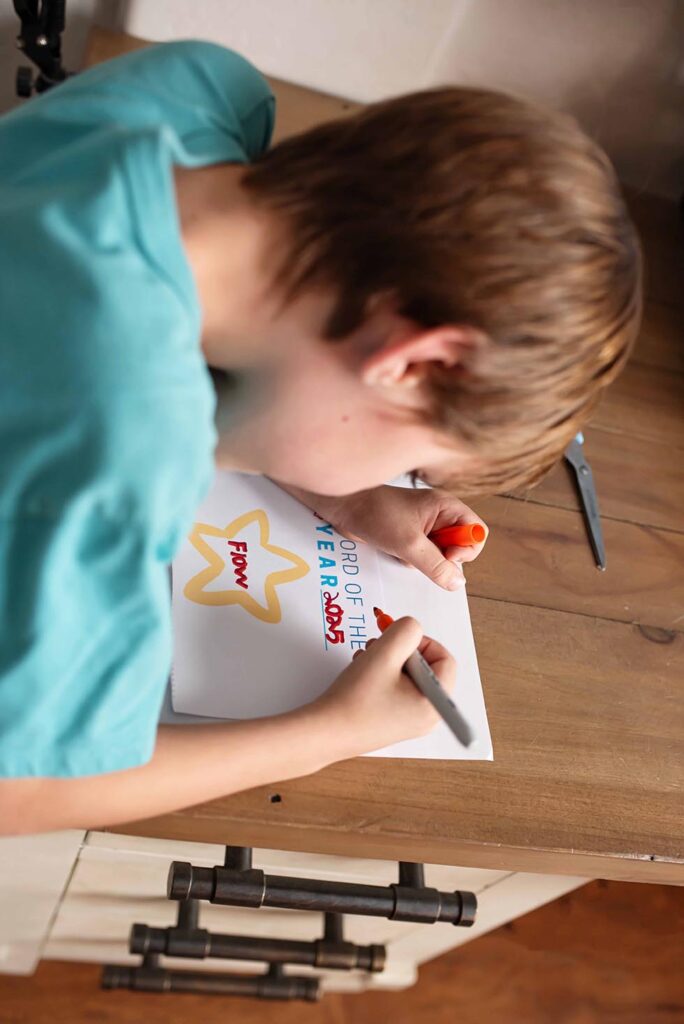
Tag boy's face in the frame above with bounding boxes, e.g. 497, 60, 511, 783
211, 286, 477, 496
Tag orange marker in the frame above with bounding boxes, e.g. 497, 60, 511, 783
429, 523, 486, 549
372, 606, 474, 748
373, 607, 395, 633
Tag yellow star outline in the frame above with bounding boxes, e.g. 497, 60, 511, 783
183, 508, 310, 623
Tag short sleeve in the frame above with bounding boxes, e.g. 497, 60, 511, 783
25, 39, 276, 163
0, 509, 172, 778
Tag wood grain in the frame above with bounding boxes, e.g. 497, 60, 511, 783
87, 27, 684, 884
84, 25, 155, 63
592, 360, 684, 448
514, 425, 684, 534
469, 497, 684, 630
344, 881, 684, 1024
513, 297, 683, 531
112, 597, 684, 884
625, 187, 684, 310
633, 300, 684, 373
0, 961, 341, 1024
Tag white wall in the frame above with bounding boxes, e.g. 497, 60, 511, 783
124, 0, 684, 200
427, 0, 684, 203
1, 1, 682, 198
127, 0, 465, 103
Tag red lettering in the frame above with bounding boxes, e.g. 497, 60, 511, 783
227, 540, 249, 589
322, 591, 345, 644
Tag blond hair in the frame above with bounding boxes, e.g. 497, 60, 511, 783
242, 86, 642, 493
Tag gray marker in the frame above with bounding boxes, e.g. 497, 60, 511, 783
404, 647, 475, 748
374, 608, 475, 748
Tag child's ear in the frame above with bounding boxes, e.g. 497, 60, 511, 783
361, 324, 483, 390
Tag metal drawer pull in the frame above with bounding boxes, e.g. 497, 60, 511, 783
103, 956, 319, 1001
167, 846, 478, 927
131, 900, 385, 972
102, 845, 476, 1001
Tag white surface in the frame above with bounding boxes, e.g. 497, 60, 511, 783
0, 830, 85, 975
124, 0, 683, 199
171, 472, 492, 760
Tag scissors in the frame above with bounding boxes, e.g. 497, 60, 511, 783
563, 432, 606, 571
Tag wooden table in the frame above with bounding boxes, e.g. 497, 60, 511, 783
88, 28, 684, 886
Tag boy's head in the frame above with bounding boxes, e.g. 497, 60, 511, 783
220, 85, 641, 496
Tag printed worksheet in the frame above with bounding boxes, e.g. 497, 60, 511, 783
171, 472, 493, 760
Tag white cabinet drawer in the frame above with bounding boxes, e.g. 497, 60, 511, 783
44, 832, 586, 992
0, 830, 85, 975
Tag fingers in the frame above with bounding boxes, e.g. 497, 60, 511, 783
404, 537, 466, 591
417, 635, 457, 692
353, 624, 455, 690
427, 495, 488, 568
363, 616, 423, 668
352, 636, 377, 661
440, 520, 488, 566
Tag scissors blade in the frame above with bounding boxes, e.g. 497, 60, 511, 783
564, 435, 606, 570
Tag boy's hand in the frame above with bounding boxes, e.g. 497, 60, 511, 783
324, 485, 488, 591
310, 616, 456, 759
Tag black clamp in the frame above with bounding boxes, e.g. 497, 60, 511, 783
14, 0, 73, 97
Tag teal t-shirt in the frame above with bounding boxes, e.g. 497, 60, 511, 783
0, 41, 275, 777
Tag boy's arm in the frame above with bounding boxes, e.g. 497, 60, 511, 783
0, 617, 454, 836
0, 711, 327, 836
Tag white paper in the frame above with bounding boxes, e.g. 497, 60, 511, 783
171, 472, 492, 760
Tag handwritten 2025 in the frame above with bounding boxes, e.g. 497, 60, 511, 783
315, 522, 368, 648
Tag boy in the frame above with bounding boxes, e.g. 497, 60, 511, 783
0, 41, 641, 835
